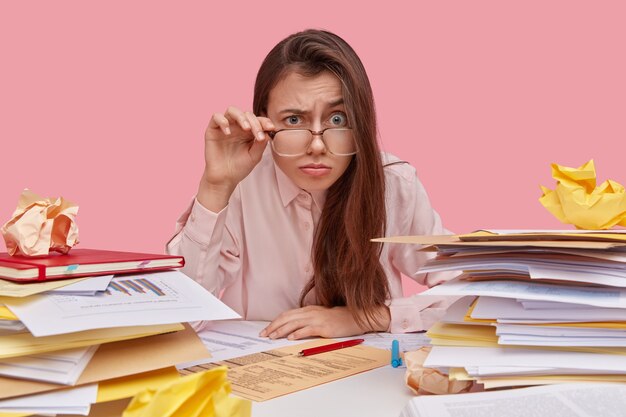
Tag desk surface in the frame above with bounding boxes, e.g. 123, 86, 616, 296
252, 365, 414, 417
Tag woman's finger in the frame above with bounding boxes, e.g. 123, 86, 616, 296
258, 117, 276, 133
224, 106, 251, 131
287, 325, 319, 340
269, 318, 307, 339
244, 111, 266, 141
208, 112, 231, 135
260, 308, 306, 337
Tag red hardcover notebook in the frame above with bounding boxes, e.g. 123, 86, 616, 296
0, 249, 185, 282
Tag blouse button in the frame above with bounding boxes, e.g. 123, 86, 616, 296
303, 222, 311, 231
401, 319, 409, 330
190, 213, 196, 223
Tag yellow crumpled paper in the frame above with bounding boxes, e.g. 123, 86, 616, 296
1, 189, 79, 256
404, 347, 473, 395
122, 367, 251, 417
539, 160, 626, 230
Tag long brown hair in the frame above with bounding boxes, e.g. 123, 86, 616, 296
253, 29, 389, 330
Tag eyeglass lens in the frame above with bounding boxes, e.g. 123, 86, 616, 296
272, 129, 356, 156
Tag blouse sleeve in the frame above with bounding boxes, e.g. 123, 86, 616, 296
383, 162, 459, 333
165, 196, 241, 297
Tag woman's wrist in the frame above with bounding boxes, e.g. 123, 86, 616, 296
374, 305, 391, 332
196, 176, 236, 213
358, 305, 391, 333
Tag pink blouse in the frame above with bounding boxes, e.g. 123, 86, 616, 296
166, 150, 456, 333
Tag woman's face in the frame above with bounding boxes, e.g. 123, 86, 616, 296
266, 70, 354, 192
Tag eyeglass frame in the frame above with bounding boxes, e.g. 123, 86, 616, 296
267, 127, 357, 157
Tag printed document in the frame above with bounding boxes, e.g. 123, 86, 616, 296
4, 271, 240, 336
180, 339, 389, 401
400, 383, 626, 417
422, 279, 626, 308
178, 320, 430, 369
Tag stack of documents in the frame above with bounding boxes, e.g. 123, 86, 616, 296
0, 268, 240, 415
378, 230, 626, 390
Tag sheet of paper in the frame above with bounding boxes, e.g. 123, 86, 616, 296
178, 320, 430, 371
420, 257, 626, 287
527, 264, 626, 287
400, 383, 626, 417
0, 383, 96, 415
518, 300, 591, 309
421, 279, 626, 309
375, 235, 626, 250
0, 323, 209, 401
0, 345, 98, 385
448, 247, 626, 262
424, 346, 626, 372
358, 331, 430, 352
0, 319, 25, 333
0, 322, 182, 360
483, 229, 626, 235
441, 297, 476, 324
180, 340, 389, 401
495, 323, 626, 337
466, 365, 567, 377
472, 296, 626, 321
0, 277, 87, 298
47, 275, 114, 295
498, 335, 626, 347
177, 320, 301, 370
479, 375, 626, 390
4, 271, 240, 336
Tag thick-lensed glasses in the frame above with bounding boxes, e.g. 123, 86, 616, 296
268, 128, 357, 157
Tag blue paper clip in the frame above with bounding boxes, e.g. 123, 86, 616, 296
391, 339, 402, 368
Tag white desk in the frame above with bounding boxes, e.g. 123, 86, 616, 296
252, 365, 414, 417
188, 320, 420, 417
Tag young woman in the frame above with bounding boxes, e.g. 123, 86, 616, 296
167, 29, 453, 340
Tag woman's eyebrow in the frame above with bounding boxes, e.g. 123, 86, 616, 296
277, 99, 344, 115
278, 108, 307, 115
328, 98, 344, 107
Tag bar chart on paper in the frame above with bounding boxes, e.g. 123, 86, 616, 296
106, 278, 167, 297
4, 271, 240, 336
54, 276, 183, 311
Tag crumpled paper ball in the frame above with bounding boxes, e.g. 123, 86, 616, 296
404, 347, 474, 395
539, 160, 626, 230
122, 367, 250, 417
1, 189, 79, 256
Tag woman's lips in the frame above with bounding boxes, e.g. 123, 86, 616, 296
299, 164, 331, 177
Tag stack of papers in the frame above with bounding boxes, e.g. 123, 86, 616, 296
0, 268, 240, 414
378, 230, 626, 390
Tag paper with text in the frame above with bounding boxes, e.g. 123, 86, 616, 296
4, 271, 240, 336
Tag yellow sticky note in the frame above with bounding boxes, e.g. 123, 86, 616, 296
122, 367, 250, 417
540, 160, 626, 229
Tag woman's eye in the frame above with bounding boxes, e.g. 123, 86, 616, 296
329, 113, 347, 126
286, 115, 301, 125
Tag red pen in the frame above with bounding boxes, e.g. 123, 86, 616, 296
297, 339, 365, 357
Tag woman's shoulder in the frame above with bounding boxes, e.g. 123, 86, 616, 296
380, 152, 419, 184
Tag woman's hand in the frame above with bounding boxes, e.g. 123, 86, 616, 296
197, 106, 275, 212
259, 305, 391, 340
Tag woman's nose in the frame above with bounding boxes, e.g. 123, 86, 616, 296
306, 132, 327, 155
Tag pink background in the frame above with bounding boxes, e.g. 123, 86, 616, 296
1, 2, 624, 295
